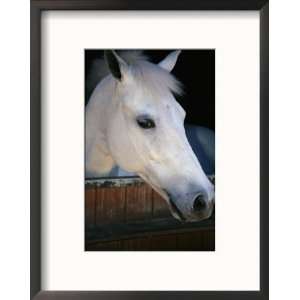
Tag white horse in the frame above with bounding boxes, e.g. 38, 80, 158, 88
100, 124, 215, 178
85, 50, 214, 222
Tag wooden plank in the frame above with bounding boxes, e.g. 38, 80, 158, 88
203, 229, 215, 250
95, 186, 126, 225
85, 226, 215, 251
95, 185, 104, 226
86, 231, 214, 251
86, 241, 123, 251
152, 189, 171, 218
125, 183, 152, 222
85, 185, 96, 228
85, 175, 214, 187
86, 217, 214, 243
150, 234, 177, 251
175, 229, 215, 251
122, 237, 151, 251
85, 176, 143, 187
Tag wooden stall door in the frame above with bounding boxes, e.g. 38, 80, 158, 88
85, 178, 215, 251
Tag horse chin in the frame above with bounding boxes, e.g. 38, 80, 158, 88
167, 203, 186, 222
136, 174, 183, 221
138, 173, 168, 199
137, 173, 213, 223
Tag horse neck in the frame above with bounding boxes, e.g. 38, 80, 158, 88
85, 77, 117, 176
87, 77, 115, 136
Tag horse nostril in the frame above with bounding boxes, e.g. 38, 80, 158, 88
193, 194, 207, 212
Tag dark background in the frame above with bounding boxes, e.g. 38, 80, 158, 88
85, 50, 215, 130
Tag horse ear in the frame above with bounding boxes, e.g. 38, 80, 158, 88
158, 50, 181, 72
104, 50, 128, 81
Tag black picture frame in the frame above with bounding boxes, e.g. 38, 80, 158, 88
31, 1, 269, 299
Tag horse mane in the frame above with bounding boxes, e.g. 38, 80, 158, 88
86, 50, 183, 102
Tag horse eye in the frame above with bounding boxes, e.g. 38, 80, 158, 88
136, 117, 156, 129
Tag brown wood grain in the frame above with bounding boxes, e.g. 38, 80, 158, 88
152, 189, 171, 218
95, 185, 104, 226
150, 234, 177, 250
175, 229, 215, 251
125, 183, 152, 222
85, 180, 215, 251
122, 237, 151, 250
85, 229, 215, 251
85, 185, 96, 228
95, 186, 126, 225
86, 240, 123, 251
